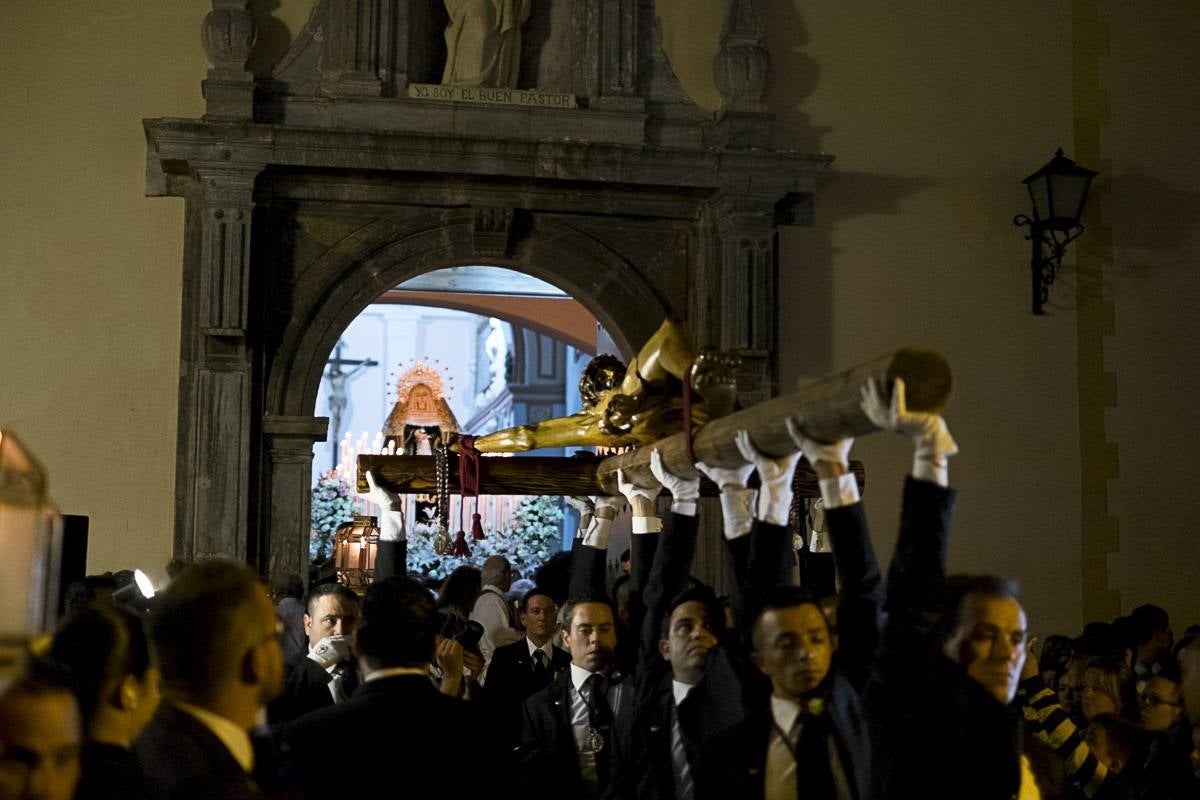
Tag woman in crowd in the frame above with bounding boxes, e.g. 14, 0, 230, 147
436, 565, 482, 623
1081, 656, 1140, 722
48, 604, 160, 800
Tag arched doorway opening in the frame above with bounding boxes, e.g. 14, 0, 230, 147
300, 265, 631, 583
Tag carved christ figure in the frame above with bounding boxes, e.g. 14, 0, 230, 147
441, 0, 532, 88
471, 318, 741, 453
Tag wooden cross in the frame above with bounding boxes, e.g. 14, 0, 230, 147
357, 348, 950, 499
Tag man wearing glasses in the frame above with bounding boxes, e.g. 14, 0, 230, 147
1139, 671, 1185, 733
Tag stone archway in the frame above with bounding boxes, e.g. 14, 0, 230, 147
148, 0, 831, 579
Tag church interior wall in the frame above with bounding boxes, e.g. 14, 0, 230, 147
0, 2, 1196, 633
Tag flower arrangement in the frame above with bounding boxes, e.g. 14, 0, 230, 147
310, 470, 355, 559
405, 494, 563, 580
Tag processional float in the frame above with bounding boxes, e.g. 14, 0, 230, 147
357, 318, 952, 503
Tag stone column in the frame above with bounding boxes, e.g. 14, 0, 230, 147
321, 0, 392, 97
201, 0, 258, 120
712, 195, 778, 405
174, 164, 261, 563
262, 416, 328, 581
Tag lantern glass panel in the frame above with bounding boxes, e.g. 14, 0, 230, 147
1049, 171, 1090, 226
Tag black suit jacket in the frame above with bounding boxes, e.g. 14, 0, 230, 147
700, 501, 880, 800
485, 637, 570, 743
709, 672, 872, 800
861, 476, 1023, 800
268, 651, 360, 724
518, 668, 636, 800
134, 702, 267, 800
277, 673, 497, 798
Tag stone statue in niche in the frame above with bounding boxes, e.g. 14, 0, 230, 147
441, 0, 532, 88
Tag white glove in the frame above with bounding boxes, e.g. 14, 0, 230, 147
649, 449, 700, 516
860, 378, 958, 486
361, 470, 406, 542
580, 495, 626, 549
307, 635, 352, 670
696, 460, 755, 539
566, 496, 595, 534
785, 419, 860, 508
617, 468, 661, 506
617, 469, 662, 533
734, 430, 800, 526
592, 494, 627, 519
785, 419, 853, 470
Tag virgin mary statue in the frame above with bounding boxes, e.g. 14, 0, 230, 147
441, 0, 532, 88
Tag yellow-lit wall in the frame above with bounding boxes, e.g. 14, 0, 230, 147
1, 1, 1196, 634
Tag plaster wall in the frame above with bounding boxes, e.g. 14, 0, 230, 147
0, 2, 210, 586
1100, 1, 1200, 624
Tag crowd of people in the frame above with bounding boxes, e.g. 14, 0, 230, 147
3, 378, 1199, 800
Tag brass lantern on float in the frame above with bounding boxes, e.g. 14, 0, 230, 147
332, 515, 380, 593
0, 430, 63, 691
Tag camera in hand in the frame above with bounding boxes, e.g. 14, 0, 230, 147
455, 620, 485, 655
439, 615, 484, 656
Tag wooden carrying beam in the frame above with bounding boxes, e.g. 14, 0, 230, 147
356, 453, 865, 499
595, 347, 950, 492
358, 348, 949, 497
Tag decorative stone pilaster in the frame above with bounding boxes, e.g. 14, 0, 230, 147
592, 0, 641, 110
194, 164, 258, 336
262, 416, 329, 581
174, 164, 261, 565
713, 195, 778, 404
201, 1, 258, 120
713, 0, 773, 149
320, 0, 392, 97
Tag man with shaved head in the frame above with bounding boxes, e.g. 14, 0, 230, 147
135, 560, 285, 800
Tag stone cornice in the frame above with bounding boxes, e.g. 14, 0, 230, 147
144, 117, 832, 204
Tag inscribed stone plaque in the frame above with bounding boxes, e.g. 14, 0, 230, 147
408, 83, 577, 109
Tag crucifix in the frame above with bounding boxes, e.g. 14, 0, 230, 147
323, 340, 379, 470
357, 346, 952, 500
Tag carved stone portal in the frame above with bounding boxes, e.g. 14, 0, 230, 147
152, 0, 831, 582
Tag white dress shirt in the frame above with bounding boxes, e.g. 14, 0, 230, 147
765, 696, 801, 800
527, 637, 556, 662
569, 663, 625, 784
